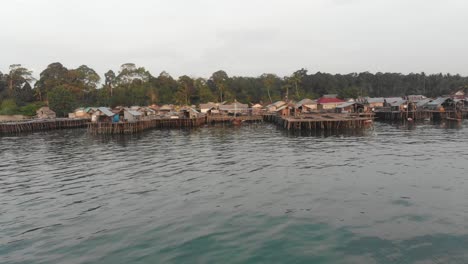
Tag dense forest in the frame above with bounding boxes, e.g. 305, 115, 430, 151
1, 62, 467, 116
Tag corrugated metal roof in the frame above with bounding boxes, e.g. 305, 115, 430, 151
416, 98, 432, 107
384, 97, 404, 104
219, 102, 248, 111
126, 109, 142, 116
160, 105, 174, 110
317, 97, 345, 104
98, 107, 115, 117
199, 103, 217, 109
366, 97, 385, 103
426, 97, 449, 106
267, 101, 286, 108
388, 100, 407, 107
295, 98, 317, 108
275, 105, 288, 112
336, 102, 356, 108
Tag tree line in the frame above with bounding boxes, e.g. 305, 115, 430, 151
1, 62, 467, 116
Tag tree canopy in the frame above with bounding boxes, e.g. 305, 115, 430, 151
1, 62, 468, 117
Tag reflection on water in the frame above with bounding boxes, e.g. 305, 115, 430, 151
1, 122, 468, 263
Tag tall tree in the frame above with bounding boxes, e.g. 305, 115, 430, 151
175, 75, 195, 105
35, 62, 69, 101
13, 82, 35, 105
287, 68, 307, 100
196, 78, 215, 103
210, 70, 229, 102
261, 73, 281, 103
115, 63, 151, 87
0, 71, 8, 101
6, 64, 34, 96
48, 85, 77, 117
104, 70, 116, 97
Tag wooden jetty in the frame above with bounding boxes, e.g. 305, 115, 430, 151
87, 117, 206, 135
206, 115, 263, 124
0, 118, 88, 135
264, 113, 373, 131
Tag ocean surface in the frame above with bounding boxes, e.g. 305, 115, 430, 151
1, 121, 468, 264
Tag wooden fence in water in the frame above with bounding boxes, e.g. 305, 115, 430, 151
263, 113, 373, 131
206, 115, 263, 124
374, 110, 466, 121
0, 119, 88, 134
87, 117, 206, 135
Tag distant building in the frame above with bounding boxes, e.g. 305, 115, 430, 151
424, 97, 454, 111
219, 102, 248, 115
335, 102, 365, 113
451, 89, 465, 100
69, 107, 95, 119
91, 107, 115, 122
124, 109, 142, 122
199, 102, 218, 114
317, 95, 345, 110
387, 99, 408, 112
295, 98, 318, 113
251, 103, 264, 115
406, 95, 427, 102
159, 105, 175, 114
266, 101, 286, 112
180, 106, 201, 118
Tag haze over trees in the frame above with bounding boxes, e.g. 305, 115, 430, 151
1, 62, 468, 116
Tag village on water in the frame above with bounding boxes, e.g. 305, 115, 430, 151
1, 89, 468, 135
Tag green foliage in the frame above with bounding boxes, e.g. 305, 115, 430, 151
196, 78, 215, 103
6, 64, 35, 97
3, 62, 468, 111
34, 62, 69, 101
48, 86, 77, 117
13, 82, 35, 106
0, 99, 18, 115
18, 102, 45, 116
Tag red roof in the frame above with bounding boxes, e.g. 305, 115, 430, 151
317, 97, 345, 104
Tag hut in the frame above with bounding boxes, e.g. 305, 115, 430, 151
317, 95, 345, 110
406, 95, 427, 102
451, 89, 465, 100
295, 99, 318, 113
219, 102, 249, 116
199, 102, 218, 114
266, 101, 286, 112
180, 106, 200, 118
92, 107, 116, 122
251, 103, 264, 115
69, 107, 95, 119
159, 104, 174, 114
365, 98, 385, 109
149, 104, 160, 112
415, 98, 432, 109
36, 107, 56, 119
124, 109, 142, 122
130, 106, 155, 118
335, 102, 365, 113
275, 103, 295, 117
424, 97, 454, 111
387, 99, 408, 112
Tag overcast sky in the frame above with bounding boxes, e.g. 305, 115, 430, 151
1, 0, 468, 79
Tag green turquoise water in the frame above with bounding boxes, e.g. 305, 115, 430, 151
1, 122, 468, 263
